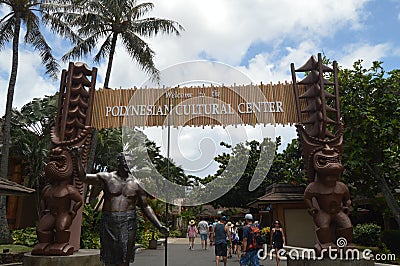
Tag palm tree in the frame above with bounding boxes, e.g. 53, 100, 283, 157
62, 0, 184, 88
0, 0, 76, 243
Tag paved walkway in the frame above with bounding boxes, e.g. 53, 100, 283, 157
133, 237, 286, 266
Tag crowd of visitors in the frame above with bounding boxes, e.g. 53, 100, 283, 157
186, 214, 285, 266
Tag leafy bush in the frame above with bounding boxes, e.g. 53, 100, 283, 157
80, 204, 101, 249
140, 229, 159, 249
11, 227, 38, 247
168, 230, 182, 238
381, 230, 400, 254
353, 223, 381, 247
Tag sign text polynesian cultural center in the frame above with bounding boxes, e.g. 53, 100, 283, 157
91, 83, 305, 129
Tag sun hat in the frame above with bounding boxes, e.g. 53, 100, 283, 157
189, 219, 195, 225
226, 221, 233, 227
244, 214, 253, 220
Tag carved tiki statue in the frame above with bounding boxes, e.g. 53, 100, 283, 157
291, 54, 353, 253
32, 62, 97, 255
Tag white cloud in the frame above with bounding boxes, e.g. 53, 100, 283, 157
0, 50, 58, 117
0, 0, 378, 177
146, 0, 368, 66
338, 43, 391, 69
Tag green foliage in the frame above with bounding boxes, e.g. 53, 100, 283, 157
168, 230, 182, 238
353, 223, 381, 247
135, 207, 146, 247
338, 61, 400, 227
339, 61, 400, 194
381, 230, 400, 254
10, 95, 58, 217
93, 128, 123, 173
206, 137, 304, 208
208, 138, 277, 207
11, 227, 38, 247
140, 229, 160, 249
80, 204, 101, 249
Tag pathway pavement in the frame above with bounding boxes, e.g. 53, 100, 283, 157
133, 237, 286, 266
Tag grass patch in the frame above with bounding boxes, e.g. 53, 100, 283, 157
0, 245, 31, 253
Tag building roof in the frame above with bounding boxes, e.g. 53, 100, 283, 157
198, 204, 249, 220
248, 183, 305, 208
0, 178, 35, 196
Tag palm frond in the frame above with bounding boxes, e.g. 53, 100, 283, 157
133, 18, 183, 37
130, 2, 154, 20
61, 31, 109, 61
24, 11, 60, 79
121, 30, 159, 83
0, 15, 15, 50
41, 11, 81, 43
93, 34, 112, 63
74, 13, 110, 37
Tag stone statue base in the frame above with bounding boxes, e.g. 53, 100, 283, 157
24, 249, 100, 266
287, 258, 374, 266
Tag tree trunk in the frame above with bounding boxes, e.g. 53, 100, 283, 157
0, 15, 21, 244
103, 33, 118, 89
367, 163, 400, 228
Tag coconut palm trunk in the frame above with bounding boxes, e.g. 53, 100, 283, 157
103, 32, 118, 89
0, 13, 21, 243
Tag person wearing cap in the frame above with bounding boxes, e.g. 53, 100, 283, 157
187, 219, 197, 250
212, 216, 231, 266
240, 214, 260, 266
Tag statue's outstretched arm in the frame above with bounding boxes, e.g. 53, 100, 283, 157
138, 188, 169, 236
70, 146, 103, 186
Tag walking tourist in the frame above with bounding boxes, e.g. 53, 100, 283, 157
212, 216, 232, 266
271, 220, 286, 266
188, 219, 197, 250
226, 221, 233, 258
198, 219, 209, 250
231, 223, 240, 258
209, 223, 214, 246
240, 214, 259, 266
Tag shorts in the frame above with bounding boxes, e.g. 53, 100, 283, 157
215, 242, 227, 257
240, 249, 259, 266
200, 233, 208, 241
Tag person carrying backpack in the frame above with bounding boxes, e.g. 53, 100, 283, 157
240, 214, 260, 266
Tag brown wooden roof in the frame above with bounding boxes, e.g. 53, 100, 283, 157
0, 178, 35, 196
248, 183, 305, 208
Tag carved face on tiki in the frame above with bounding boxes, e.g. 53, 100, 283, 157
45, 147, 73, 182
313, 145, 344, 187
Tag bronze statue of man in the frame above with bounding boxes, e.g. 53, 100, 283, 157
73, 151, 168, 266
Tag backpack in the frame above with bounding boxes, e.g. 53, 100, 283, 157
246, 225, 266, 250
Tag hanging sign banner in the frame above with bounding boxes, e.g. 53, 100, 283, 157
92, 83, 303, 129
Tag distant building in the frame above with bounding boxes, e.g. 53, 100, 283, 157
248, 183, 314, 248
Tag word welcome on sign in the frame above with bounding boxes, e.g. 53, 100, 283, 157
92, 83, 303, 128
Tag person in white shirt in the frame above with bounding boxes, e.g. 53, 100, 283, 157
198, 220, 209, 250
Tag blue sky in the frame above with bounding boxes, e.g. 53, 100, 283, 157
0, 0, 399, 177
